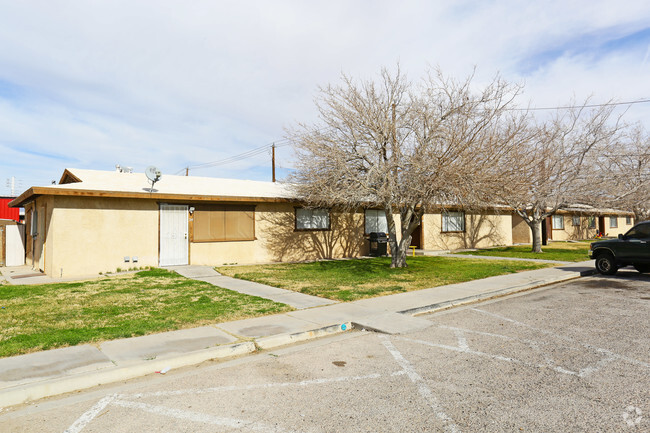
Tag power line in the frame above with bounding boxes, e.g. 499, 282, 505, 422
178, 98, 650, 174
509, 98, 650, 111
178, 139, 292, 175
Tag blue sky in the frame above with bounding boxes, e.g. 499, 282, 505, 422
1, 0, 649, 195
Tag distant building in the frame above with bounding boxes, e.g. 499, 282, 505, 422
0, 196, 21, 222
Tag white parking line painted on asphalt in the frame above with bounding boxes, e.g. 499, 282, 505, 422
436, 324, 614, 377
380, 336, 460, 433
394, 334, 571, 373
622, 406, 643, 427
111, 399, 301, 433
126, 373, 383, 399
452, 329, 469, 351
63, 395, 304, 433
471, 308, 650, 370
63, 394, 117, 433
62, 372, 391, 432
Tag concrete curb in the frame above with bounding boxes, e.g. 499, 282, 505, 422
0, 323, 354, 408
0, 342, 256, 408
256, 322, 352, 350
401, 273, 589, 317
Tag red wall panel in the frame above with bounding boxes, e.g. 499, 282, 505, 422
0, 198, 20, 222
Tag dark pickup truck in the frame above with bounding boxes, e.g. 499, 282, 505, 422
589, 220, 650, 275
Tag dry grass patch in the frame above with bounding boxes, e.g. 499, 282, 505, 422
0, 268, 292, 357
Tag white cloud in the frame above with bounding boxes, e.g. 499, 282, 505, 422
0, 0, 649, 194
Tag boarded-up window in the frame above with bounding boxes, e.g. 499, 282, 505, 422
193, 205, 255, 242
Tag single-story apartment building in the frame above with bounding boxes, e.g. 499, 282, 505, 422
511, 204, 634, 244
10, 168, 635, 278
10, 168, 519, 278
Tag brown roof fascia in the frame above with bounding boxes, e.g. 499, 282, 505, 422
9, 186, 296, 207
9, 187, 36, 207
555, 208, 634, 216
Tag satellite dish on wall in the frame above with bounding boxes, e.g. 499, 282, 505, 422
145, 166, 162, 191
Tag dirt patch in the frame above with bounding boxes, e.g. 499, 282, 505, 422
575, 278, 634, 290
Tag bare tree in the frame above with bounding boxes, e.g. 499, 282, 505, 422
591, 125, 650, 222
288, 67, 523, 267
494, 102, 623, 252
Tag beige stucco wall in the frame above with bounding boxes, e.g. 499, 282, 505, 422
45, 196, 159, 277
189, 203, 367, 265
550, 214, 598, 241
602, 215, 634, 238
421, 212, 512, 251
550, 214, 632, 241
33, 195, 549, 277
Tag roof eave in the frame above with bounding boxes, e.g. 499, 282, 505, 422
9, 187, 40, 207
9, 187, 297, 206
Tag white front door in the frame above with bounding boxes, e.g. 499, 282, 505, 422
159, 204, 189, 266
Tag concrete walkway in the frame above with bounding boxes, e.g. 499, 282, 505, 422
166, 265, 336, 309
0, 260, 596, 408
0, 265, 100, 285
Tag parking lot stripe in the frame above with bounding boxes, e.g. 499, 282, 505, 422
380, 336, 460, 433
111, 399, 299, 432
471, 308, 650, 369
63, 394, 117, 433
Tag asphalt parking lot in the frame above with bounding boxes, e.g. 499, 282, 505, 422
2, 271, 648, 432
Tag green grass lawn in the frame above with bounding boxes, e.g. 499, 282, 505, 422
455, 241, 593, 262
0, 268, 292, 358
217, 256, 551, 302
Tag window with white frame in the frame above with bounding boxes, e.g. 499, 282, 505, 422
295, 208, 330, 230
552, 215, 564, 230
572, 216, 580, 226
365, 209, 388, 234
609, 216, 618, 228
442, 211, 465, 232
626, 216, 633, 225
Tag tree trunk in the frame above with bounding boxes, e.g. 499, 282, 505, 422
384, 205, 402, 266
530, 219, 543, 253
390, 236, 410, 268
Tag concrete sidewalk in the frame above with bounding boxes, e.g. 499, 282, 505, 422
0, 260, 596, 408
166, 265, 336, 309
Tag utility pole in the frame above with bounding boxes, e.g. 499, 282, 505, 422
185, 167, 189, 176
6, 176, 15, 196
271, 143, 276, 182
